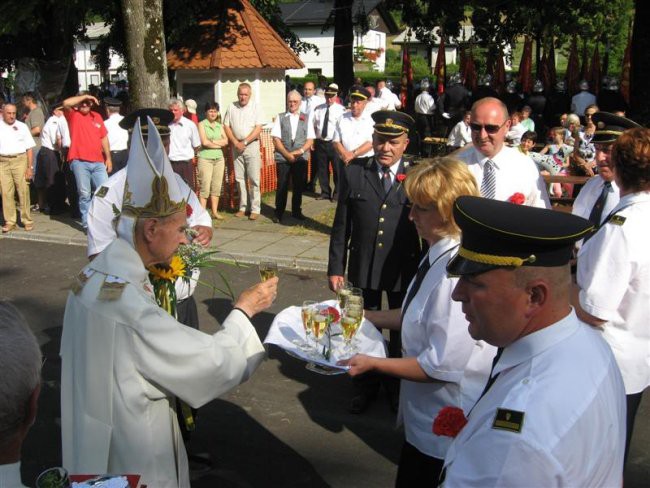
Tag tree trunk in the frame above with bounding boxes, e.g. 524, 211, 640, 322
631, 0, 650, 124
121, 0, 169, 110
333, 0, 354, 96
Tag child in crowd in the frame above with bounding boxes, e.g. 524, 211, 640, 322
540, 127, 574, 197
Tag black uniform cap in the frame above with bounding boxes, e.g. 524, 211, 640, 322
119, 108, 174, 136
592, 112, 640, 144
447, 196, 593, 276
349, 85, 371, 101
372, 110, 415, 137
103, 97, 122, 107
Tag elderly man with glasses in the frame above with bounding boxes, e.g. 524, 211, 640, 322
457, 97, 550, 208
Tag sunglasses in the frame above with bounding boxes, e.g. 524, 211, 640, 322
470, 121, 507, 134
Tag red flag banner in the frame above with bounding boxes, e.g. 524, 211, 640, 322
518, 37, 533, 94
401, 44, 413, 109
580, 41, 589, 82
539, 51, 550, 92
434, 31, 446, 95
589, 44, 601, 95
465, 48, 477, 92
494, 47, 506, 95
566, 36, 580, 95
621, 34, 632, 104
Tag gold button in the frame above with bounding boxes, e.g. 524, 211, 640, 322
378, 230, 384, 235
381, 204, 387, 209
378, 242, 383, 248
379, 217, 385, 222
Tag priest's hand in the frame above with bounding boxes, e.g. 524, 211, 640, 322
234, 276, 278, 317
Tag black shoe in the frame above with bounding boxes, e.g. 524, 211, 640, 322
272, 214, 282, 224
348, 393, 375, 414
331, 193, 338, 202
315, 193, 329, 201
292, 212, 306, 221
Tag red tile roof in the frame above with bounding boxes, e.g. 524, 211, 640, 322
167, 0, 304, 70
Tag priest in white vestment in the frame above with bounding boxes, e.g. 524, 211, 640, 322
60, 118, 277, 487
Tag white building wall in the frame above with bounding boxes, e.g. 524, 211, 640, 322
74, 25, 125, 91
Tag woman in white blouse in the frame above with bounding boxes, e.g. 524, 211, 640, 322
341, 157, 496, 486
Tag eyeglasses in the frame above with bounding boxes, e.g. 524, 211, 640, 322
469, 121, 507, 134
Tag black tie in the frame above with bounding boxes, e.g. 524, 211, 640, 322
401, 256, 432, 317
322, 105, 330, 140
381, 166, 392, 194
469, 347, 504, 415
584, 181, 612, 243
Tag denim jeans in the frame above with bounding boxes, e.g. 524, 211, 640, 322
70, 160, 108, 227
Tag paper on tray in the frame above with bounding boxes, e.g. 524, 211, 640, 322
264, 300, 387, 371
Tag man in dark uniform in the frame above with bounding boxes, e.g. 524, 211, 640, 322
328, 110, 421, 413
442, 73, 471, 135
597, 77, 629, 114
544, 80, 571, 129
525, 80, 547, 137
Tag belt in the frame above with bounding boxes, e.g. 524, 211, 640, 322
110, 149, 127, 153
0, 153, 22, 158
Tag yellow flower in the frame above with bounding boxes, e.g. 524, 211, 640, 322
148, 254, 186, 281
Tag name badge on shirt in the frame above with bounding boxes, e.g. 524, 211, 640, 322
609, 215, 626, 226
96, 186, 109, 198
492, 408, 525, 433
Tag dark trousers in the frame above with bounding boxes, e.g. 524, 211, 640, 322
275, 159, 306, 218
109, 149, 128, 175
170, 159, 195, 191
395, 441, 444, 487
625, 390, 645, 464
312, 140, 342, 197
415, 114, 433, 157
64, 162, 80, 218
353, 288, 405, 399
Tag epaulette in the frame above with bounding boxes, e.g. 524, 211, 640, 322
71, 268, 94, 294
97, 275, 128, 301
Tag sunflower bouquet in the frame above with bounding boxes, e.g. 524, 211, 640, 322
147, 239, 239, 318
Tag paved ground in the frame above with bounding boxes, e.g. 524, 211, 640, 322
2, 218, 649, 487
0, 192, 336, 271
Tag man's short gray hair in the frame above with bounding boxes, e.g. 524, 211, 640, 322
287, 90, 302, 100
168, 98, 185, 110
0, 301, 41, 447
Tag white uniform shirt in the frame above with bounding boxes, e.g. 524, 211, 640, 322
223, 101, 266, 141
442, 312, 626, 487
414, 91, 435, 115
312, 102, 345, 141
378, 87, 401, 110
61, 238, 265, 488
168, 117, 200, 161
300, 94, 324, 116
333, 111, 375, 157
506, 122, 526, 146
400, 237, 495, 458
363, 97, 387, 116
446, 121, 472, 148
458, 145, 551, 208
0, 462, 27, 488
0, 120, 35, 154
86, 168, 211, 300
40, 115, 66, 151
577, 191, 650, 394
270, 111, 315, 141
571, 91, 597, 116
104, 113, 129, 151
572, 176, 620, 224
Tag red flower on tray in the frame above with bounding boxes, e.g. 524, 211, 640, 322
508, 192, 525, 205
432, 406, 468, 438
186, 204, 193, 218
319, 306, 340, 323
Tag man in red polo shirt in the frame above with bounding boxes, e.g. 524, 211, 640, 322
63, 93, 112, 229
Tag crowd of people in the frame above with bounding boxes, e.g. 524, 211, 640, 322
0, 70, 648, 488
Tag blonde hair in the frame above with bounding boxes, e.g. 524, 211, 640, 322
404, 157, 479, 237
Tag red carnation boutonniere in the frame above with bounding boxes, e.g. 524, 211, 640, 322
186, 203, 193, 218
433, 406, 468, 438
508, 192, 526, 205
396, 173, 406, 191
299, 114, 306, 122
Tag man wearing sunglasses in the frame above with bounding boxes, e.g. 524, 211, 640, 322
457, 97, 550, 208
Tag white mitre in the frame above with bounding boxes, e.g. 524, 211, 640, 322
116, 117, 187, 248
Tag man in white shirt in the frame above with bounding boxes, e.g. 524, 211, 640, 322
457, 97, 550, 208
0, 103, 35, 232
441, 196, 625, 487
103, 98, 129, 174
224, 83, 266, 220
312, 83, 345, 200
168, 98, 201, 191
363, 85, 387, 116
377, 79, 402, 110
446, 111, 472, 150
414, 80, 435, 156
271, 90, 315, 222
300, 80, 324, 116
333, 86, 375, 165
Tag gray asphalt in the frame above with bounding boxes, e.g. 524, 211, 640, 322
1, 239, 648, 487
